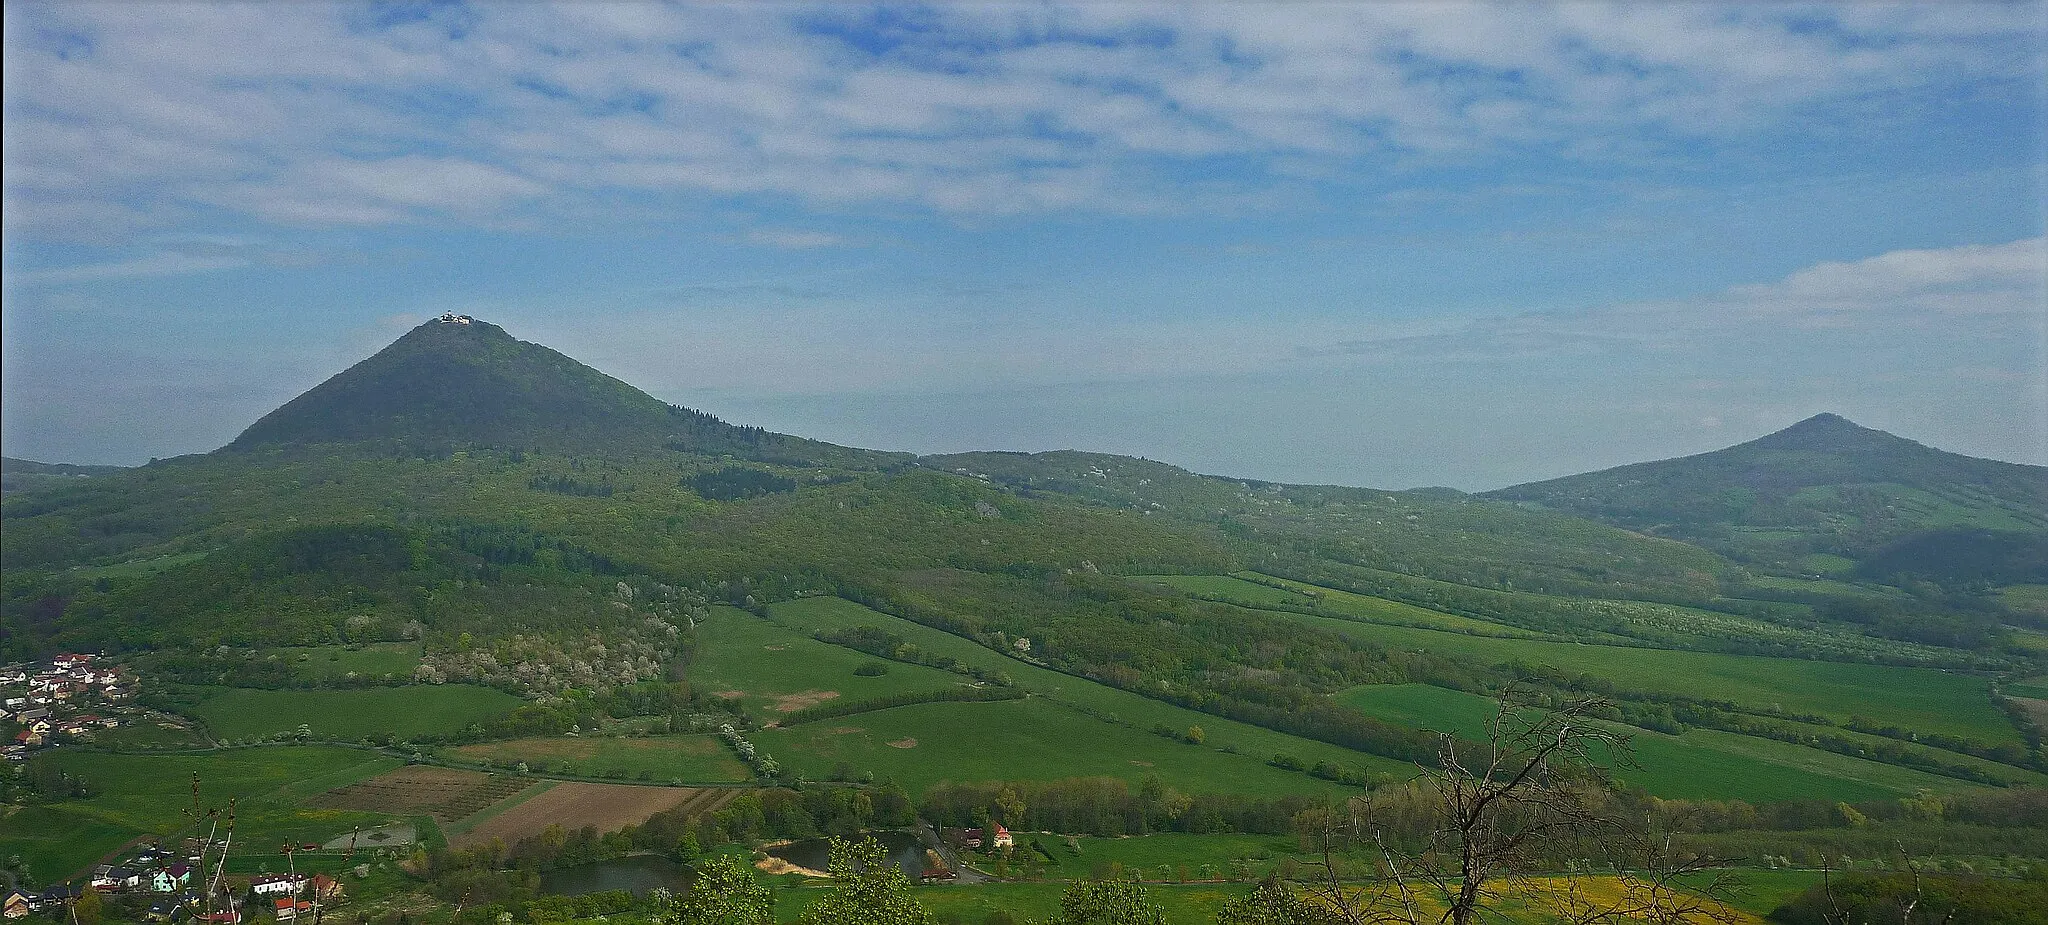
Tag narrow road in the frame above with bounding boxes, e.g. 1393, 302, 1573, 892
913, 821, 987, 884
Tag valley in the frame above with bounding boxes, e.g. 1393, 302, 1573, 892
4, 320, 2045, 924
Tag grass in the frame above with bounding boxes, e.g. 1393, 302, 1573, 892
1338, 684, 1991, 803
752, 696, 1357, 799
1260, 609, 2021, 745
0, 747, 398, 885
1687, 868, 1828, 917
2000, 584, 2048, 618
689, 605, 970, 717
2009, 676, 2048, 700
1138, 573, 1537, 637
782, 880, 1257, 924
449, 734, 751, 783
1057, 833, 1303, 880
769, 596, 1418, 781
277, 642, 424, 681
185, 684, 525, 741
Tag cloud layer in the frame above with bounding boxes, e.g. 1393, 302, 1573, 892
6, 2, 2039, 238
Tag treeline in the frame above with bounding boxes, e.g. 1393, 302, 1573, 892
684, 466, 797, 501
1139, 676, 1446, 765
921, 777, 1323, 837
776, 685, 1024, 726
814, 624, 1012, 683
526, 474, 614, 497
1770, 871, 2048, 924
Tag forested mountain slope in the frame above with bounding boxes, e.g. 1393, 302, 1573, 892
1485, 413, 2048, 575
5, 319, 2042, 803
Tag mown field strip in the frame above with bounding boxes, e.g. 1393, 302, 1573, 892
1339, 684, 1992, 803
1251, 606, 2020, 745
769, 596, 1419, 780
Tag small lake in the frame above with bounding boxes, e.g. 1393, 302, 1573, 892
539, 855, 691, 896
766, 831, 928, 876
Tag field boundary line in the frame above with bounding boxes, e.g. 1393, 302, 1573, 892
442, 779, 557, 838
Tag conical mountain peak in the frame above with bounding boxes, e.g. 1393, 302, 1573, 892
1745, 412, 1906, 452
225, 317, 903, 467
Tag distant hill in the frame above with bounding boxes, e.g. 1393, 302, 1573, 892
1, 456, 129, 494
1485, 413, 2048, 569
227, 315, 900, 468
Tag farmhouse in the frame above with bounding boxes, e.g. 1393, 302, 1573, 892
153, 865, 194, 893
33, 886, 80, 912
272, 899, 313, 921
3, 892, 30, 920
249, 874, 306, 897
90, 866, 143, 891
963, 823, 1012, 849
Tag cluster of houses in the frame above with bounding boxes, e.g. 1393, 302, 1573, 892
3, 845, 342, 923
1, 653, 134, 758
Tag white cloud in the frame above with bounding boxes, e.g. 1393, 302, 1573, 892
746, 229, 848, 249
2, 2, 2038, 238
1322, 236, 2048, 361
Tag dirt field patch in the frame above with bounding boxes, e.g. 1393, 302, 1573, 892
887, 737, 918, 749
310, 766, 531, 823
2011, 697, 2048, 729
714, 690, 744, 699
450, 783, 742, 849
772, 690, 839, 712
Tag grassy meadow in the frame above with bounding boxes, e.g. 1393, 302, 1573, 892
752, 696, 1356, 799
278, 641, 425, 681
1263, 609, 2019, 745
1138, 573, 1540, 637
1338, 684, 1994, 803
0, 747, 399, 884
689, 605, 971, 718
449, 734, 751, 783
768, 596, 1419, 780
187, 684, 525, 741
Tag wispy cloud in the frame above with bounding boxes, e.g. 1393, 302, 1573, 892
7, 252, 250, 286
4, 3, 2037, 239
1307, 237, 2048, 361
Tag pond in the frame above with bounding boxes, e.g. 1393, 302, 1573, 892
766, 831, 929, 877
539, 855, 691, 896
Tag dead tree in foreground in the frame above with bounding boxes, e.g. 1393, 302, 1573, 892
1285, 689, 1740, 925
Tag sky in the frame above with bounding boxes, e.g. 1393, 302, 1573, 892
3, 2, 2044, 490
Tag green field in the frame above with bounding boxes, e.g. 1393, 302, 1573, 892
186, 684, 525, 741
769, 597, 1418, 780
753, 697, 1355, 799
1059, 832, 1303, 880
0, 747, 399, 885
2001, 585, 2048, 618
2010, 675, 2048, 699
1138, 574, 1537, 637
449, 734, 751, 783
689, 605, 971, 717
1745, 575, 1888, 598
275, 642, 424, 681
1338, 685, 1990, 802
905, 881, 1253, 925
1262, 609, 2020, 745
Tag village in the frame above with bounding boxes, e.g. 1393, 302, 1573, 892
4, 841, 346, 924
0, 654, 138, 760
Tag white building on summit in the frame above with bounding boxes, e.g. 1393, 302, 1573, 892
436, 313, 475, 325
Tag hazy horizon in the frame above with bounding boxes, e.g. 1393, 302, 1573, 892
5, 2, 2044, 489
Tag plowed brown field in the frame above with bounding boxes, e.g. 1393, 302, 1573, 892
449, 782, 742, 848
310, 765, 533, 822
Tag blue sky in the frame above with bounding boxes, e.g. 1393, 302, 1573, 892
3, 2, 2044, 489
